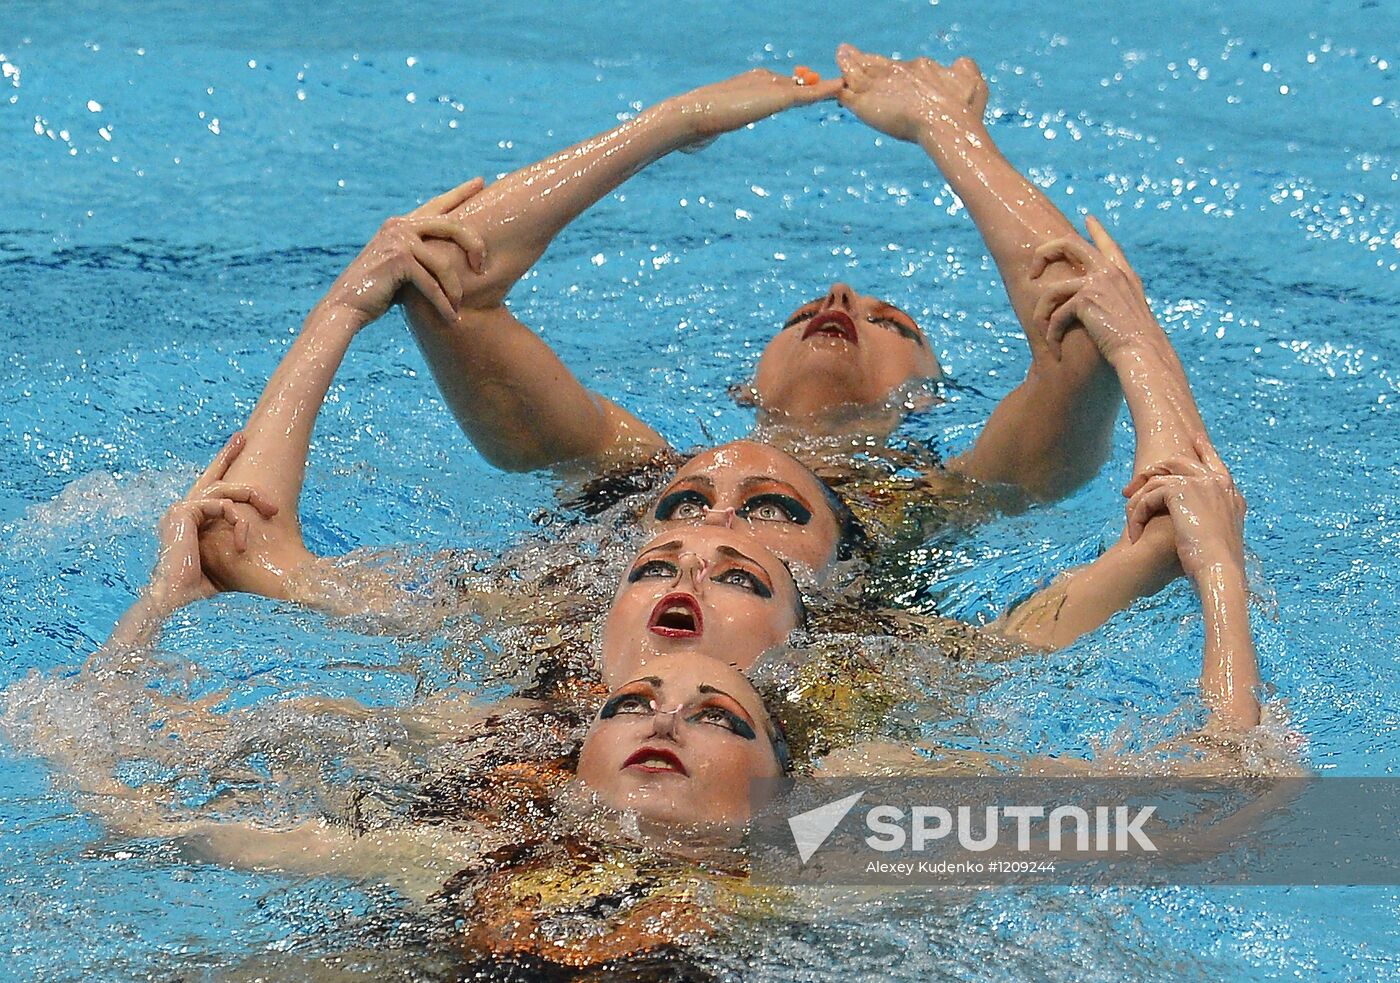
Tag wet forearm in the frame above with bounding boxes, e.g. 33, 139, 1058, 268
997, 517, 1180, 649
192, 302, 367, 602
89, 591, 181, 671
450, 106, 693, 306
1196, 562, 1261, 729
916, 118, 1078, 325
923, 115, 1120, 497
401, 107, 688, 470
225, 302, 370, 512
1110, 342, 1208, 473
403, 301, 630, 471
951, 356, 1119, 500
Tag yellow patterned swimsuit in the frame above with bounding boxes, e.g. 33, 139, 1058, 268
442, 831, 783, 971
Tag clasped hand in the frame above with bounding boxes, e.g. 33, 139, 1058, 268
322, 177, 490, 325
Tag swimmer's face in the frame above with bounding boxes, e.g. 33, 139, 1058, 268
752, 283, 940, 418
577, 654, 784, 827
648, 440, 841, 577
600, 526, 802, 687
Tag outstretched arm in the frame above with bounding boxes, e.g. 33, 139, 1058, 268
403, 69, 844, 473
1010, 440, 1259, 728
65, 685, 514, 904
993, 222, 1218, 647
836, 45, 1120, 501
1125, 439, 1259, 729
198, 180, 488, 610
1030, 217, 1207, 474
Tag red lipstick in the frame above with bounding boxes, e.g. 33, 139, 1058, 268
802, 310, 858, 345
648, 592, 704, 638
623, 745, 689, 775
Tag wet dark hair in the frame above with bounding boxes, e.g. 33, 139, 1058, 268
564, 448, 687, 518
774, 557, 809, 630
814, 475, 868, 562
766, 709, 794, 775
458, 946, 716, 982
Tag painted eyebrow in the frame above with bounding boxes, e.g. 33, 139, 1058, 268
621, 676, 663, 690
713, 544, 778, 595
736, 476, 812, 510
635, 540, 684, 561
715, 544, 764, 569
666, 475, 716, 494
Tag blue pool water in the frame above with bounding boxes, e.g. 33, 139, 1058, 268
2, 0, 1397, 979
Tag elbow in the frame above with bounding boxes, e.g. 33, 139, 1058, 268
1024, 423, 1118, 503
473, 434, 602, 474
464, 391, 615, 474
470, 428, 576, 473
1018, 456, 1107, 504
477, 447, 559, 473
195, 509, 306, 601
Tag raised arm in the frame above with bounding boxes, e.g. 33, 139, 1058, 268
996, 392, 1259, 727
832, 444, 1261, 778
1125, 439, 1259, 729
1017, 439, 1260, 729
836, 45, 1120, 500
403, 70, 843, 474
995, 430, 1246, 656
1029, 218, 1207, 474
198, 179, 488, 610
986, 218, 1224, 648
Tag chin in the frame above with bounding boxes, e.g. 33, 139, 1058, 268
607, 791, 697, 828
759, 375, 857, 413
765, 391, 873, 421
639, 800, 747, 830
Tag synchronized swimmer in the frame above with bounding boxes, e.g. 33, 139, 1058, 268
12, 44, 1288, 973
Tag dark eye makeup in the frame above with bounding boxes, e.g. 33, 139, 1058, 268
598, 692, 758, 742
869, 315, 924, 345
713, 566, 773, 598
737, 492, 812, 525
654, 489, 711, 521
599, 691, 652, 719
627, 559, 676, 582
690, 703, 757, 740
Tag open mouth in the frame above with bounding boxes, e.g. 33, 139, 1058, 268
623, 745, 689, 776
648, 593, 704, 638
801, 310, 858, 345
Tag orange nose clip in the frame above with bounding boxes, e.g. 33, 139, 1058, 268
794, 66, 821, 87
